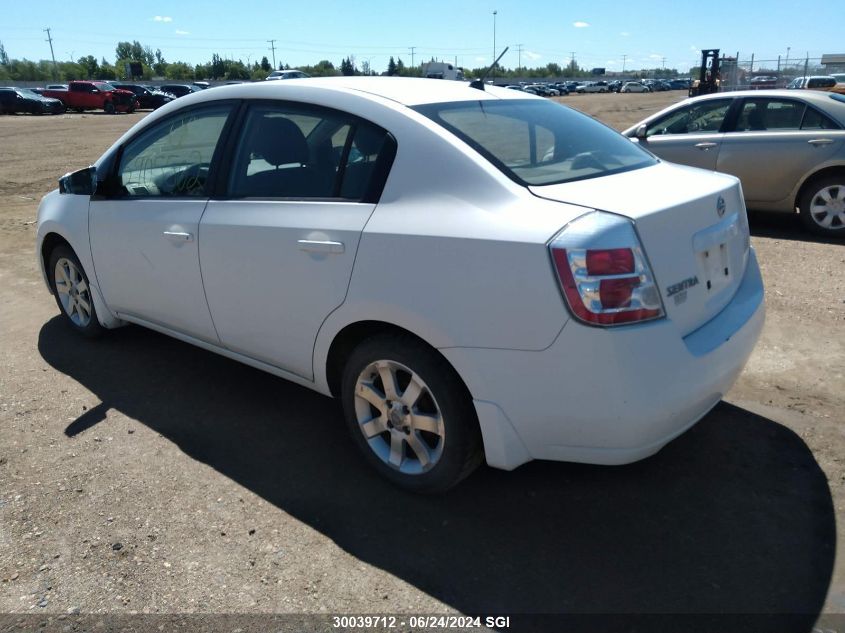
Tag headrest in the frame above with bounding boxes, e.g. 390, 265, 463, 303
250, 115, 309, 167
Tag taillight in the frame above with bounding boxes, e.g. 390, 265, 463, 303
549, 211, 664, 326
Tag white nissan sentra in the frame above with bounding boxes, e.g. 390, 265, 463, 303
36, 77, 764, 492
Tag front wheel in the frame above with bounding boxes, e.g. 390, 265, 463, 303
341, 334, 483, 493
48, 245, 103, 337
799, 176, 845, 237
103, 101, 115, 115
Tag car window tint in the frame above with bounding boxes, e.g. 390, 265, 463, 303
734, 99, 804, 132
339, 124, 389, 199
118, 105, 232, 197
228, 104, 388, 200
801, 106, 841, 130
646, 99, 732, 137
416, 100, 655, 186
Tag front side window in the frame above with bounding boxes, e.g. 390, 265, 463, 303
415, 99, 656, 186
646, 99, 733, 137
117, 104, 232, 197
227, 103, 389, 199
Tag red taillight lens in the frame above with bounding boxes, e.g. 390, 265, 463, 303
586, 248, 635, 275
549, 212, 664, 327
599, 277, 638, 308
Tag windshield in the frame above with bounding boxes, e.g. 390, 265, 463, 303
95, 82, 116, 92
414, 99, 656, 186
16, 89, 38, 97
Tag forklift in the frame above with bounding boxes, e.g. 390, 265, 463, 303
689, 49, 721, 97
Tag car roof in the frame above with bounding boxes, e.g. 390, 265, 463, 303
177, 76, 537, 107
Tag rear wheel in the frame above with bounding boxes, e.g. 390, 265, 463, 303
48, 245, 103, 337
341, 334, 483, 493
799, 176, 845, 237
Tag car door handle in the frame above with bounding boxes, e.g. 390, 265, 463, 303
297, 239, 345, 254
694, 142, 719, 150
808, 138, 834, 146
163, 231, 194, 242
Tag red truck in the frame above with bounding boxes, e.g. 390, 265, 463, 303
41, 80, 138, 114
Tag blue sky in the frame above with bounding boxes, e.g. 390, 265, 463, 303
1, 0, 840, 73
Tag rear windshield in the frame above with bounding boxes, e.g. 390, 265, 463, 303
414, 99, 656, 185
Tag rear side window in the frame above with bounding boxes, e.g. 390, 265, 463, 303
801, 107, 841, 130
414, 99, 656, 186
226, 102, 390, 200
735, 99, 804, 131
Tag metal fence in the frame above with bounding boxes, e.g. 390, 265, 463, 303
718, 56, 841, 91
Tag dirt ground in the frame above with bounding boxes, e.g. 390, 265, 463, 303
0, 92, 843, 631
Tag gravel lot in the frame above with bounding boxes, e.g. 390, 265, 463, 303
0, 91, 843, 631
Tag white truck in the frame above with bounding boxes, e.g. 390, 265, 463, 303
422, 62, 465, 81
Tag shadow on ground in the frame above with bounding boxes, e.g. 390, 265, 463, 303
748, 209, 843, 245
38, 318, 835, 631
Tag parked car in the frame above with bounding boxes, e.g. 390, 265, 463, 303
157, 84, 203, 98
265, 69, 310, 80
37, 78, 764, 492
787, 76, 844, 95
0, 87, 65, 114
112, 84, 175, 110
620, 82, 650, 93
749, 76, 778, 90
623, 90, 845, 237
551, 82, 570, 95
41, 81, 137, 114
576, 81, 609, 93
669, 79, 691, 90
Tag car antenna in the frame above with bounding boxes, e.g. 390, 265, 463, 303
470, 46, 509, 91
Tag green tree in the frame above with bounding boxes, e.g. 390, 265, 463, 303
340, 56, 356, 76
387, 56, 397, 76
0, 41, 9, 66
77, 55, 100, 79
260, 56, 271, 72
97, 58, 117, 80
395, 58, 406, 75
166, 61, 194, 80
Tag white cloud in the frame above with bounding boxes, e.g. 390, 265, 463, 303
153, 16, 173, 23
649, 54, 662, 60
475, 56, 487, 62
175, 29, 190, 35
525, 51, 542, 61
620, 31, 630, 37
689, 45, 699, 52
573, 21, 590, 28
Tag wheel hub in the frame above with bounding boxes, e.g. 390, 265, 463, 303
387, 402, 407, 430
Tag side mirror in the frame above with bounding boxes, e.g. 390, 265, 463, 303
59, 166, 98, 196
635, 124, 648, 139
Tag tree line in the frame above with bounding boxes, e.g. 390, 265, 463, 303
0, 39, 683, 83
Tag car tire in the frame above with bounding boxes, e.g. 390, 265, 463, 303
103, 101, 115, 115
340, 333, 483, 493
47, 245, 103, 338
799, 176, 845, 237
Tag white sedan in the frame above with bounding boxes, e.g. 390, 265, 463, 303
621, 82, 651, 93
37, 78, 765, 492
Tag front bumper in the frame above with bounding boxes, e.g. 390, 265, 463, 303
441, 249, 765, 470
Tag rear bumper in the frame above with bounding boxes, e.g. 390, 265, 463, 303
442, 250, 765, 470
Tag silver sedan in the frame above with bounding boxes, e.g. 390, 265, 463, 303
623, 90, 845, 237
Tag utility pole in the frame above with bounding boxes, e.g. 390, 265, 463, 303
409, 46, 416, 69
622, 54, 627, 74
661, 56, 666, 69
492, 10, 497, 72
267, 39, 277, 69
43, 27, 57, 79
516, 43, 523, 71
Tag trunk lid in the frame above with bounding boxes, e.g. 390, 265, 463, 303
532, 162, 750, 336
